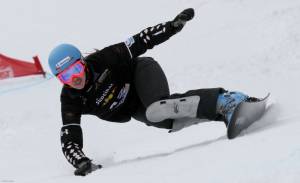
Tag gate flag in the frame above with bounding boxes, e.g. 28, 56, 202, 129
0, 53, 45, 80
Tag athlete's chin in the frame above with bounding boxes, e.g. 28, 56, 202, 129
69, 76, 86, 89
72, 82, 85, 90
74, 84, 85, 90
69, 80, 86, 90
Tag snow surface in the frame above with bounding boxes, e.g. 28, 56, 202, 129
1, 0, 300, 182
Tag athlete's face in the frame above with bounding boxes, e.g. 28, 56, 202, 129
67, 72, 86, 89
57, 60, 87, 90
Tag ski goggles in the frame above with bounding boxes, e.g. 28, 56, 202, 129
57, 60, 85, 84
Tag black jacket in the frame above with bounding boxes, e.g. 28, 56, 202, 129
60, 21, 180, 168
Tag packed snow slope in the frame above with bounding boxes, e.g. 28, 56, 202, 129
1, 0, 300, 182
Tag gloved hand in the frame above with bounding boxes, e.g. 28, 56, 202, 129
74, 159, 102, 176
171, 8, 195, 33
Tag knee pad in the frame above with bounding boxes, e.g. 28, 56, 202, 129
145, 96, 200, 122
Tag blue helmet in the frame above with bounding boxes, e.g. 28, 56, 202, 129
48, 43, 82, 75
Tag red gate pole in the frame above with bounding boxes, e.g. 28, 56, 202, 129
33, 56, 46, 78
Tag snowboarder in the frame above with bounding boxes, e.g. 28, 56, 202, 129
48, 8, 252, 176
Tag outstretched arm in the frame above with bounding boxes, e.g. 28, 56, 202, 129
60, 123, 101, 176
92, 9, 195, 70
125, 8, 195, 58
60, 87, 101, 176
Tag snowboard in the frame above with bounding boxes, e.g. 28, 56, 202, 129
227, 93, 270, 139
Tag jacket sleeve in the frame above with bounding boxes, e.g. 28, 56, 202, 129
101, 9, 194, 61
125, 21, 177, 58
124, 21, 178, 58
96, 21, 179, 62
60, 87, 90, 168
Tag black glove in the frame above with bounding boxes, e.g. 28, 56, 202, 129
171, 8, 195, 33
74, 159, 102, 176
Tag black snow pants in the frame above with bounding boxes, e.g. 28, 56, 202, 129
131, 57, 224, 129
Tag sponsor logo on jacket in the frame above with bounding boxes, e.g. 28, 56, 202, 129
109, 84, 130, 110
102, 87, 117, 107
125, 37, 135, 48
95, 84, 114, 106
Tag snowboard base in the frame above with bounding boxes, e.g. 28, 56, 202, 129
227, 93, 270, 139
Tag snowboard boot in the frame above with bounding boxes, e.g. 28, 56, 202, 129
216, 91, 249, 126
